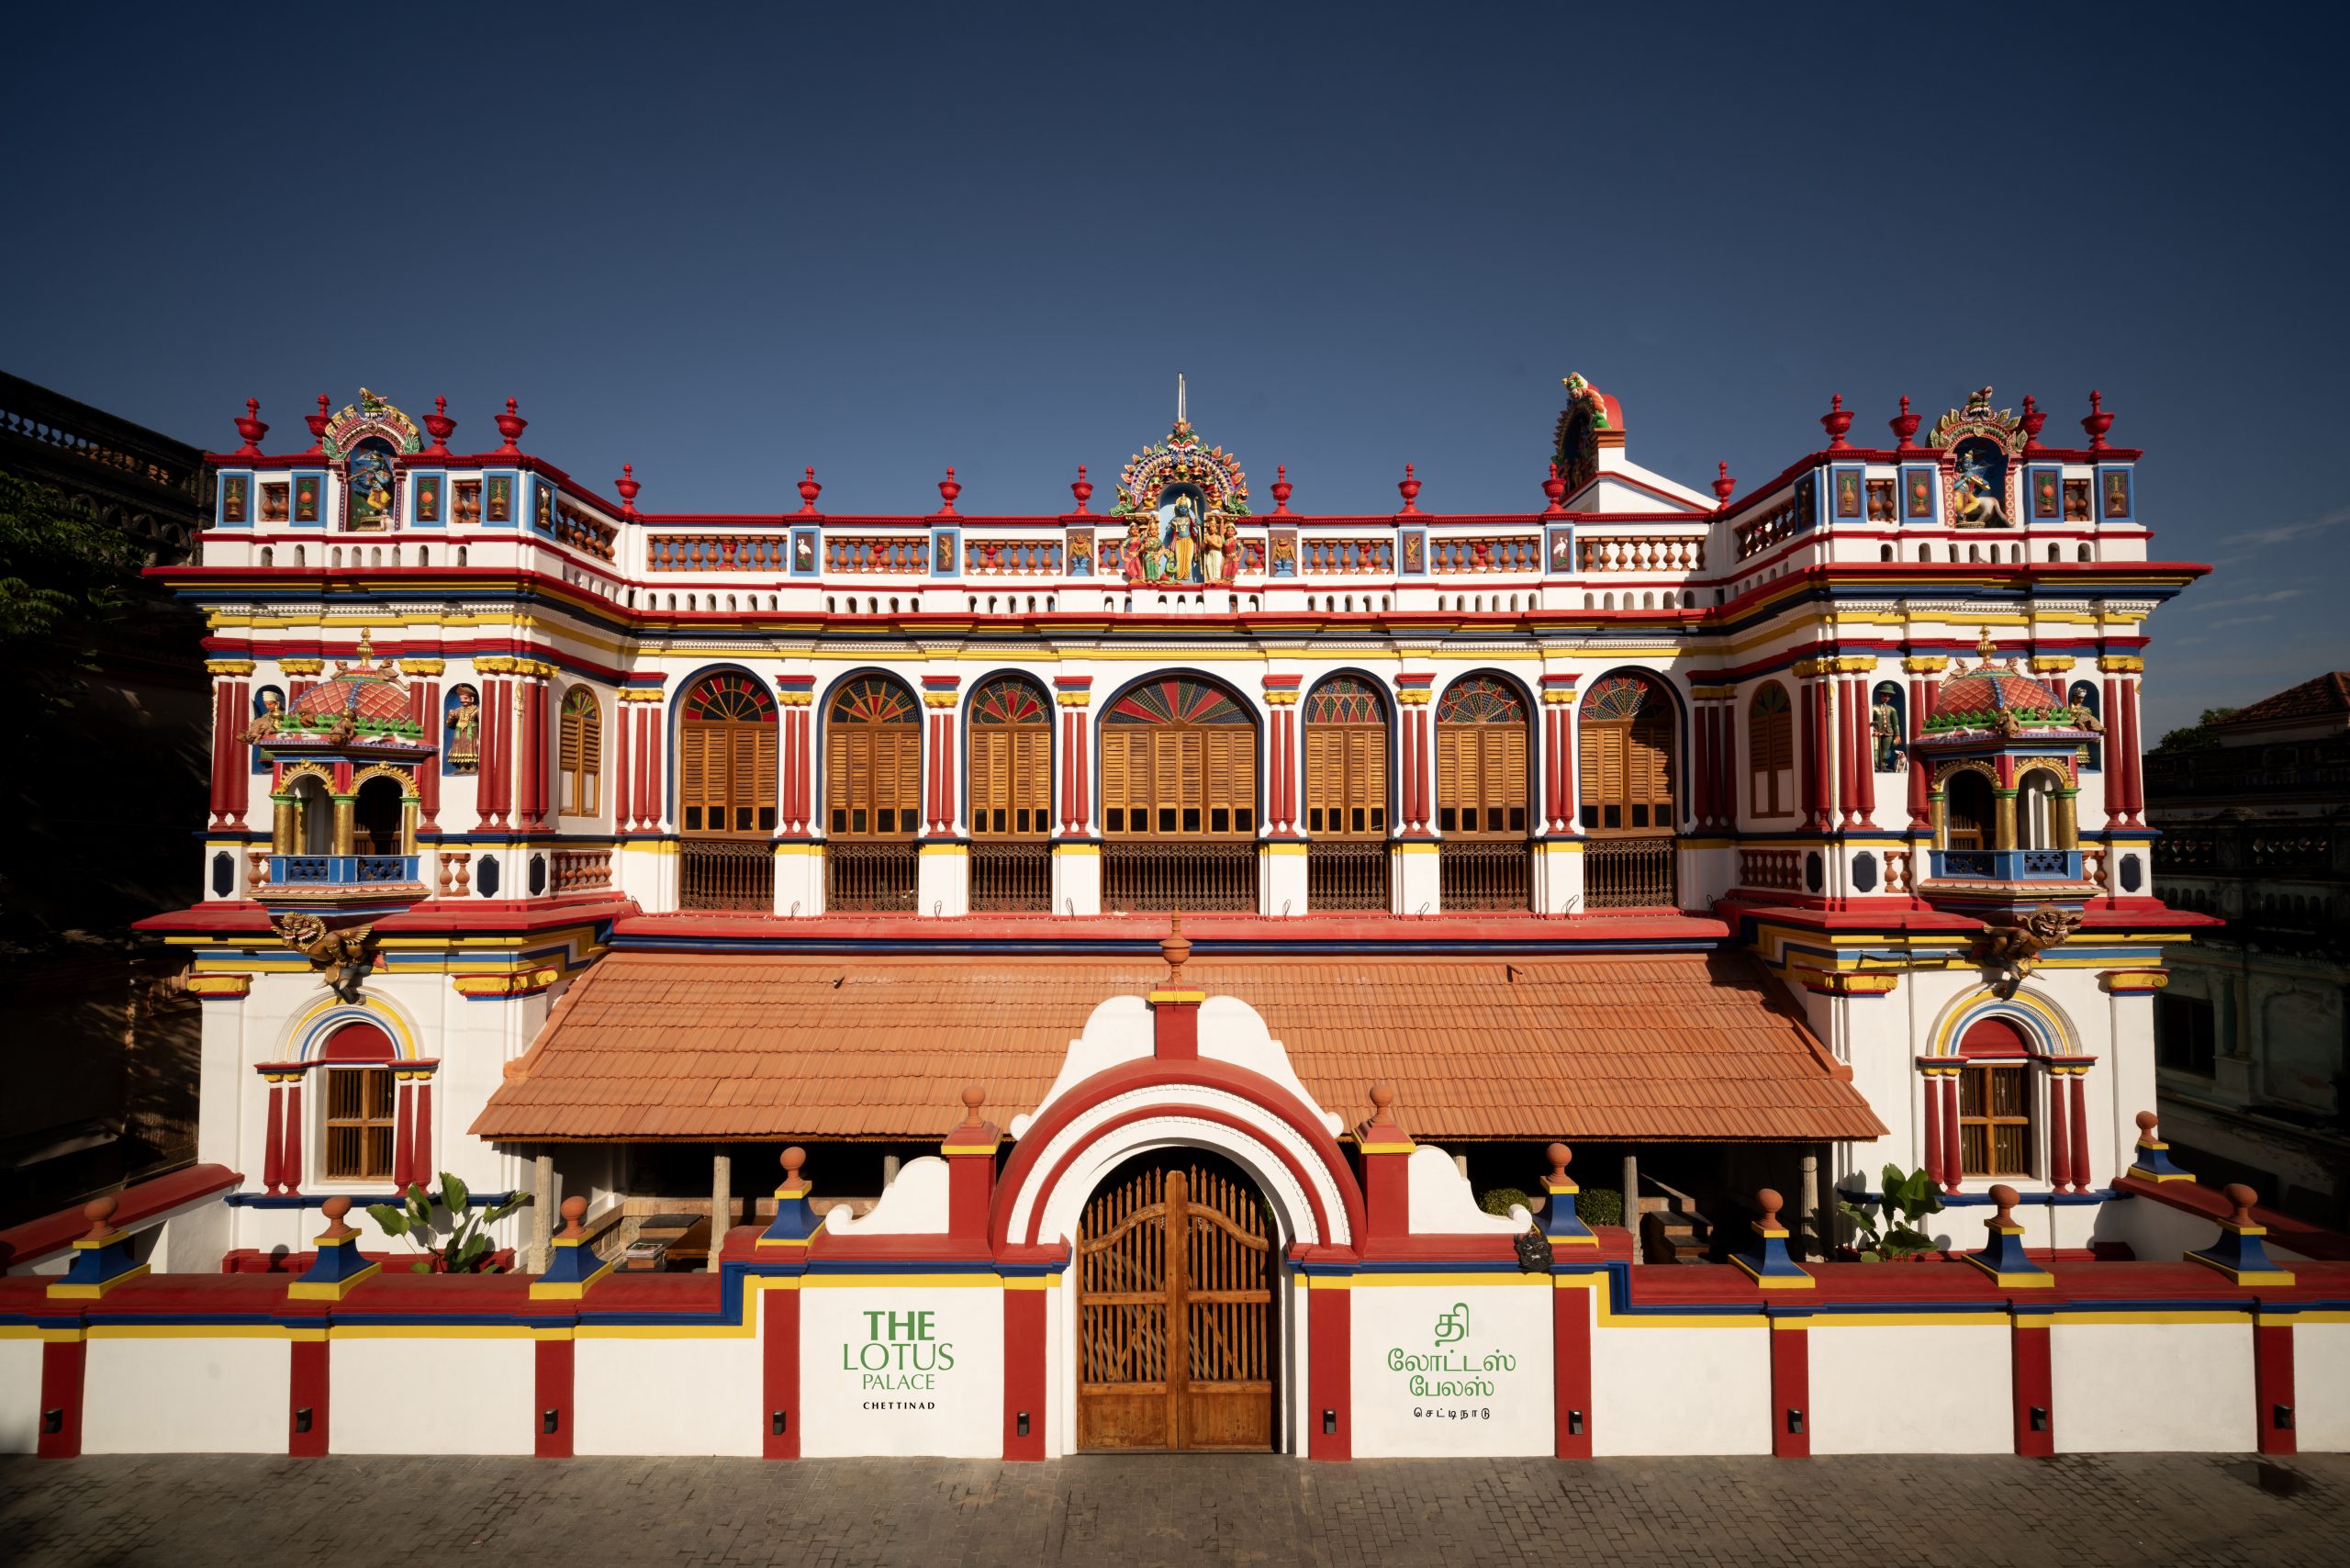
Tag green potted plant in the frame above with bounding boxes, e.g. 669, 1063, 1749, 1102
367, 1173, 532, 1273
1837, 1164, 1944, 1261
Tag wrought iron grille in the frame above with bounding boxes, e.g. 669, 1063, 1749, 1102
679, 838, 773, 913
970, 841, 1051, 913
1438, 839, 1531, 912
826, 841, 918, 913
1103, 842, 1258, 913
1307, 841, 1390, 912
1583, 835, 1677, 910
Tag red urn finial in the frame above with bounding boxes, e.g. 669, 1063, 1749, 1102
305, 393, 332, 454
494, 397, 527, 454
1070, 463, 1093, 513
1890, 395, 1921, 452
1712, 461, 1736, 505
1159, 913, 1191, 983
614, 463, 641, 519
1396, 462, 1422, 514
1541, 461, 1568, 515
780, 1146, 809, 1187
1547, 1142, 1572, 1182
2020, 394, 2048, 454
233, 398, 268, 456
1755, 1187, 1785, 1228
1820, 393, 1853, 451
1270, 464, 1294, 514
795, 465, 822, 514
1988, 1183, 2020, 1227
558, 1194, 588, 1239
2135, 1109, 2160, 1138
319, 1193, 359, 1241
2223, 1183, 2259, 1228
2081, 389, 2114, 452
937, 465, 961, 513
82, 1193, 120, 1242
423, 395, 456, 455
958, 1085, 987, 1127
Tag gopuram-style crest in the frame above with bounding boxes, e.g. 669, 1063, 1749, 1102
320, 388, 423, 461
1109, 377, 1250, 587
1927, 386, 2024, 530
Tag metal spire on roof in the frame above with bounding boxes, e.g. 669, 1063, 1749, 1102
1177, 372, 1187, 425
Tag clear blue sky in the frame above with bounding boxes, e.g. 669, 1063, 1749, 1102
7, 5, 2343, 735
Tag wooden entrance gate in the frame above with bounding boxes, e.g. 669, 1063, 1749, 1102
1076, 1160, 1274, 1451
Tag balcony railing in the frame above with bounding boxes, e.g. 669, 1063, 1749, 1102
1438, 839, 1530, 912
1307, 841, 1390, 912
1927, 848, 2084, 881
550, 846, 613, 893
1738, 847, 1803, 891
1583, 835, 1677, 910
970, 841, 1050, 913
268, 854, 421, 887
827, 841, 918, 913
680, 838, 773, 913
1103, 842, 1258, 913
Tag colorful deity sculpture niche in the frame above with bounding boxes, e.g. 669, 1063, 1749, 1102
445, 686, 481, 774
1871, 682, 1905, 772
1929, 387, 2024, 530
1111, 413, 1250, 587
347, 443, 396, 529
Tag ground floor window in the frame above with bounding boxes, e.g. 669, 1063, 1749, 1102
1958, 1062, 2031, 1177
324, 1067, 396, 1181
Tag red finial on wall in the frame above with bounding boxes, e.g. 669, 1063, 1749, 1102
615, 463, 641, 519
423, 395, 456, 456
2081, 389, 2114, 452
936, 465, 961, 514
797, 465, 822, 514
1541, 461, 1568, 516
494, 398, 527, 454
233, 398, 268, 456
1712, 461, 1736, 505
1270, 464, 1294, 515
1070, 463, 1093, 514
2020, 394, 2048, 455
81, 1192, 120, 1243
1396, 462, 1422, 514
1820, 393, 1853, 451
1890, 395, 1920, 453
305, 394, 332, 454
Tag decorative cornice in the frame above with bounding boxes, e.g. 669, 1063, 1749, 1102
2029, 655, 2075, 675
452, 966, 561, 999
206, 658, 257, 677
2098, 655, 2145, 674
397, 658, 447, 676
278, 658, 325, 676
185, 973, 252, 1000
1902, 655, 1952, 675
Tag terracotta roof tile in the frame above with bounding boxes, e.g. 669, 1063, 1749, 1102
470, 952, 1885, 1146
2212, 671, 2350, 728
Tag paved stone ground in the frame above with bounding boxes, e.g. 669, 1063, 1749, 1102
4, 1452, 2344, 1567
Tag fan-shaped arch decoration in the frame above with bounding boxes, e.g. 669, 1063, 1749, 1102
1437, 675, 1526, 724
1306, 675, 1386, 726
1751, 683, 1791, 718
684, 672, 776, 723
971, 676, 1048, 726
1105, 676, 1251, 726
1579, 673, 1663, 722
828, 676, 917, 725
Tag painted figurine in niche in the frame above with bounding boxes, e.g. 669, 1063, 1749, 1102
794, 532, 815, 572
2103, 471, 2130, 518
1949, 440, 2009, 527
534, 485, 554, 531
415, 475, 442, 524
2033, 471, 2059, 520
1270, 529, 1297, 577
2064, 479, 2091, 522
445, 686, 481, 773
1907, 472, 1932, 517
1200, 512, 1228, 583
934, 532, 955, 574
1065, 528, 1091, 577
241, 687, 285, 744
348, 444, 396, 528
1168, 493, 1199, 580
222, 476, 248, 523
1836, 471, 1861, 518
1549, 531, 1572, 571
295, 476, 319, 522
486, 476, 511, 523
1871, 684, 1904, 772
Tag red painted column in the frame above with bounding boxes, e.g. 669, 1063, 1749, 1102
1769, 1321, 1810, 1458
2067, 1072, 2091, 1193
478, 677, 505, 829
1073, 708, 1090, 829
391, 1079, 414, 1192
232, 681, 252, 822
643, 704, 664, 831
413, 1075, 433, 1184
1553, 1280, 1593, 1459
263, 1077, 286, 1194
1307, 1282, 1351, 1460
2255, 1321, 2297, 1456
37, 1338, 84, 1458
1920, 1071, 1942, 1198
1558, 702, 1578, 834
942, 710, 957, 834
613, 695, 633, 832
1907, 676, 1930, 828
2046, 1069, 2073, 1192
207, 682, 231, 826
1941, 1073, 1963, 1193
2120, 678, 2144, 824
1833, 678, 1855, 826
527, 677, 551, 832
288, 1334, 330, 1457
762, 1283, 801, 1459
283, 1079, 304, 1194
1002, 1285, 1047, 1460
416, 679, 441, 831
1283, 709, 1297, 832
534, 1336, 575, 1458
1402, 710, 1420, 831
2012, 1313, 2053, 1455
1799, 682, 1821, 832
1687, 705, 1708, 831
2100, 677, 2122, 826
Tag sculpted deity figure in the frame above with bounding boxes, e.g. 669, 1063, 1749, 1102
1169, 493, 1199, 582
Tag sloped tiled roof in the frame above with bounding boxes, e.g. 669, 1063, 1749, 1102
471, 951, 1884, 1145
2213, 672, 2350, 728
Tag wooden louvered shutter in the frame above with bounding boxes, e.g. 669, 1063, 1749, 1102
1491, 728, 1526, 834
1304, 729, 1335, 834
752, 723, 777, 832
680, 727, 710, 832
1581, 725, 1623, 830
1362, 729, 1388, 834
890, 728, 919, 836
1436, 727, 1463, 833
1014, 727, 1047, 834
1102, 732, 1130, 834
971, 730, 1002, 834
580, 702, 601, 814
827, 729, 852, 835
559, 700, 584, 813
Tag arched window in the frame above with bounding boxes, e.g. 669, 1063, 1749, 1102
1436, 677, 1528, 836
1577, 673, 1675, 833
1748, 683, 1795, 818
1304, 676, 1389, 838
1957, 1018, 2034, 1178
968, 677, 1050, 836
2017, 767, 2065, 850
1942, 768, 1992, 851
824, 676, 920, 838
285, 773, 333, 856
1102, 677, 1256, 839
559, 688, 602, 816
320, 1022, 397, 1182
679, 672, 777, 835
353, 776, 406, 857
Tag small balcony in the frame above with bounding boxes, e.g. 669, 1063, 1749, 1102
680, 839, 775, 913
1102, 842, 1258, 913
1928, 848, 2083, 881
267, 854, 422, 889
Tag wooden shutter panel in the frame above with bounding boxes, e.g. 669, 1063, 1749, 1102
1496, 730, 1525, 824
827, 728, 850, 834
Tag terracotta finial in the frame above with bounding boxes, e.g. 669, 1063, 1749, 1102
615, 463, 641, 518
1820, 393, 1854, 450
1987, 1183, 2020, 1227
306, 393, 334, 453
936, 465, 962, 513
1396, 462, 1423, 513
1546, 1142, 1572, 1182
82, 1193, 120, 1242
558, 1194, 588, 1239
781, 1146, 807, 1181
2081, 389, 2114, 452
1755, 1187, 1785, 1226
233, 398, 269, 456
1270, 465, 1293, 514
1070, 463, 1093, 513
2223, 1183, 2259, 1227
319, 1193, 358, 1241
1160, 914, 1191, 981
1889, 395, 1921, 452
1541, 460, 1569, 515
2135, 1109, 2160, 1137
423, 394, 456, 455
960, 1085, 986, 1118
494, 397, 528, 454
1370, 1082, 1396, 1112
1712, 460, 1736, 505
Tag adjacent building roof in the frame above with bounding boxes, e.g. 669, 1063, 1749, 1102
471, 951, 1884, 1146
2212, 672, 2350, 730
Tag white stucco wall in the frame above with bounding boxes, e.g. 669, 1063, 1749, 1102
1591, 1323, 1770, 1456
83, 1336, 287, 1453
1807, 1322, 2010, 1454
330, 1335, 534, 1454
2051, 1321, 2255, 1453
800, 1284, 1003, 1457
575, 1336, 761, 1456
0, 1337, 47, 1452
2293, 1322, 2350, 1452
1349, 1281, 1553, 1457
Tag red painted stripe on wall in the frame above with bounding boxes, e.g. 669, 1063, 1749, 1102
2012, 1317, 2053, 1457
289, 1336, 329, 1456
37, 1338, 84, 1459
2255, 1322, 2296, 1457
1308, 1286, 1350, 1461
762, 1286, 800, 1459
534, 1337, 573, 1459
1553, 1282, 1592, 1459
1770, 1325, 1809, 1459
1002, 1286, 1046, 1461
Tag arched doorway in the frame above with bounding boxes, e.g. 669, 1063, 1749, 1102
967, 675, 1051, 911
823, 674, 920, 911
1099, 675, 1259, 912
1076, 1149, 1275, 1452
1435, 674, 1531, 910
1576, 671, 1679, 908
352, 775, 406, 857
1304, 674, 1391, 910
678, 670, 778, 912
1942, 768, 1993, 852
